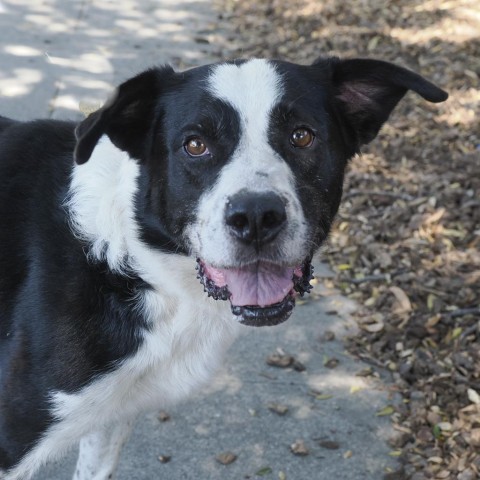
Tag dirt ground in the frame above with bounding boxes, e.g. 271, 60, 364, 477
220, 1, 480, 478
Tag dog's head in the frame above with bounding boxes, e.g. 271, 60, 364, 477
73, 57, 447, 326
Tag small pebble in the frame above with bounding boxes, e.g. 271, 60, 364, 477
215, 451, 237, 465
158, 411, 170, 422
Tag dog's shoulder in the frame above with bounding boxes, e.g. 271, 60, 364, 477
0, 117, 76, 157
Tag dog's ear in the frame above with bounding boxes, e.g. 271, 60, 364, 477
321, 58, 448, 146
74, 66, 175, 164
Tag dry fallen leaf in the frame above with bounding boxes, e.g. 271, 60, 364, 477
350, 385, 364, 394
389, 286, 412, 313
468, 428, 480, 447
467, 388, 480, 405
266, 352, 294, 368
435, 471, 450, 479
256, 466, 273, 476
267, 402, 289, 415
457, 469, 476, 480
388, 450, 402, 457
309, 389, 334, 401
215, 452, 237, 465
292, 360, 306, 372
318, 440, 340, 450
376, 406, 395, 417
359, 318, 385, 333
290, 439, 309, 456
356, 367, 374, 377
323, 356, 340, 369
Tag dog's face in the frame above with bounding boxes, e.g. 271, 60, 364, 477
74, 57, 447, 326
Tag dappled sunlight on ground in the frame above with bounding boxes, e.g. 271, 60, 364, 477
390, 1, 479, 44
437, 88, 479, 126
0, 67, 42, 97
0, 0, 231, 119
202, 369, 244, 396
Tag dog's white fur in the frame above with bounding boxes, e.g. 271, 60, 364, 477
73, 422, 134, 480
66, 138, 140, 272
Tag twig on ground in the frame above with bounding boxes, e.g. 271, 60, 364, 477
347, 274, 390, 285
450, 308, 480, 318
342, 190, 414, 202
459, 321, 480, 343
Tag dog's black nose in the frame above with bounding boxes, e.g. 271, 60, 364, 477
225, 192, 287, 246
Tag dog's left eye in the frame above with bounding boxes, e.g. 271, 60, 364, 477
290, 128, 315, 148
184, 137, 209, 157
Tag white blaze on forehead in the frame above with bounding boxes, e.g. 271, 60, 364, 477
207, 59, 283, 140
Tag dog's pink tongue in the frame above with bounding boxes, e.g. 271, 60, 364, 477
222, 263, 294, 307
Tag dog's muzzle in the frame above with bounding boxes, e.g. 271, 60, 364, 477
194, 190, 314, 326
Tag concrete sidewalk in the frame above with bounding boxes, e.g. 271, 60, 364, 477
0, 1, 399, 478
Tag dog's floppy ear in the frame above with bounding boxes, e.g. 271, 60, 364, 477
74, 66, 175, 164
322, 58, 448, 146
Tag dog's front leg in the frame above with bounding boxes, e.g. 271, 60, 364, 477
73, 420, 134, 480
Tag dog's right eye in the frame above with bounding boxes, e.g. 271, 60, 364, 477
290, 128, 315, 149
184, 137, 209, 157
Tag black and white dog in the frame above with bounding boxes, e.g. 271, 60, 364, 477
0, 56, 447, 479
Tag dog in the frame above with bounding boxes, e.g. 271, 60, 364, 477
0, 56, 447, 479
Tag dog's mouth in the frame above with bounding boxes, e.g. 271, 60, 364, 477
196, 258, 314, 327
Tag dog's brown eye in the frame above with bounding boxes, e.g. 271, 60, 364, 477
290, 128, 315, 148
185, 137, 208, 157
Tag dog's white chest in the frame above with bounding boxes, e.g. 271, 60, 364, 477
53, 289, 239, 426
